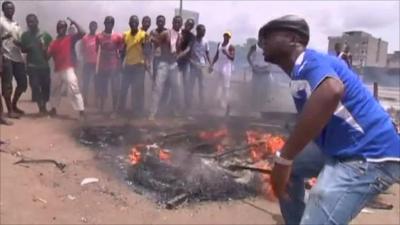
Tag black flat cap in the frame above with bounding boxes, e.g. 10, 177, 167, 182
259, 15, 310, 44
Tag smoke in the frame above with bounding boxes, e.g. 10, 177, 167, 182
10, 0, 400, 52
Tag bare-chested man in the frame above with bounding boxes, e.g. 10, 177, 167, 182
148, 15, 183, 121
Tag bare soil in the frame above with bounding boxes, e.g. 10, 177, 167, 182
1, 97, 399, 225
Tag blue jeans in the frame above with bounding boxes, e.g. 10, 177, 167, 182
281, 144, 400, 225
149, 62, 181, 116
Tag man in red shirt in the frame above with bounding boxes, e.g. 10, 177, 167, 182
80, 21, 97, 106
47, 18, 86, 119
95, 16, 123, 114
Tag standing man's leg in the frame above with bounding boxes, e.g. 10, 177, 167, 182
64, 68, 85, 116
0, 90, 12, 125
159, 75, 171, 111
251, 72, 261, 110
81, 63, 93, 106
265, 71, 274, 104
0, 69, 12, 125
96, 73, 109, 113
118, 66, 134, 113
149, 62, 169, 119
169, 65, 182, 116
279, 143, 326, 225
197, 67, 205, 109
300, 159, 399, 225
27, 67, 42, 113
181, 63, 190, 110
2, 58, 19, 118
11, 61, 28, 114
110, 70, 120, 112
41, 67, 51, 113
131, 64, 145, 116
94, 73, 101, 109
221, 69, 231, 109
28, 73, 36, 102
49, 70, 65, 115
186, 66, 197, 111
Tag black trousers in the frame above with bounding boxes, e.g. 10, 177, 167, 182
27, 67, 51, 106
82, 63, 96, 104
1, 57, 27, 99
119, 64, 145, 113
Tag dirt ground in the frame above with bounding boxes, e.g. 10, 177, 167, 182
1, 96, 399, 225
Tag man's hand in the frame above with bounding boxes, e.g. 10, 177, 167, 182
208, 66, 214, 73
66, 17, 75, 25
2, 33, 12, 40
271, 163, 292, 199
13, 40, 22, 48
144, 62, 150, 73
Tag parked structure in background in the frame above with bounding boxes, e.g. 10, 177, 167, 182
174, 8, 199, 25
387, 51, 400, 69
328, 31, 388, 68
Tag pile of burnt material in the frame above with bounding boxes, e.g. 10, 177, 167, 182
77, 125, 143, 149
126, 125, 285, 209
76, 117, 287, 209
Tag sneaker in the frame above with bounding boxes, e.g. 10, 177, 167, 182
0, 116, 13, 125
49, 108, 57, 117
7, 112, 20, 119
12, 106, 25, 115
148, 114, 155, 121
78, 111, 86, 122
109, 112, 117, 119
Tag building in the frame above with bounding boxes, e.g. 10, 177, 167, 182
174, 8, 199, 25
387, 51, 400, 69
328, 31, 388, 68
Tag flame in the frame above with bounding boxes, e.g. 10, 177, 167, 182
198, 128, 228, 140
216, 144, 224, 154
159, 149, 171, 162
307, 177, 317, 187
246, 130, 285, 162
267, 136, 285, 154
129, 147, 142, 165
254, 161, 276, 201
246, 130, 285, 201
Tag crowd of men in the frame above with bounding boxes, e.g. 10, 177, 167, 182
2, 2, 399, 225
0, 0, 241, 125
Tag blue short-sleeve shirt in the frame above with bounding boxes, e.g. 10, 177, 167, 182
291, 49, 399, 162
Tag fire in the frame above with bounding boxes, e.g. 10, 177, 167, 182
246, 130, 285, 162
159, 149, 171, 162
216, 144, 224, 154
254, 161, 276, 201
198, 128, 228, 140
129, 146, 142, 165
306, 177, 317, 189
246, 130, 285, 201
267, 136, 285, 154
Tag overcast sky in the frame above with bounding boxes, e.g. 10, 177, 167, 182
11, 0, 400, 53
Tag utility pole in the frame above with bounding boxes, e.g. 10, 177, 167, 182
179, 0, 183, 16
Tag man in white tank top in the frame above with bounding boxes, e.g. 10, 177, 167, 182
247, 43, 273, 111
210, 31, 235, 111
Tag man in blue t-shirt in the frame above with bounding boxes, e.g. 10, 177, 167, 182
258, 15, 399, 225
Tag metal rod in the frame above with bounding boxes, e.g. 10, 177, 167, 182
179, 0, 183, 16
373, 82, 379, 100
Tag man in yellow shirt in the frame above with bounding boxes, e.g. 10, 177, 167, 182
119, 15, 147, 117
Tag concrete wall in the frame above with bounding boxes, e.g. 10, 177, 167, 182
328, 31, 388, 68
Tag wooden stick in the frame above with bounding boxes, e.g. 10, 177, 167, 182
227, 165, 272, 174
14, 158, 66, 172
213, 141, 266, 159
